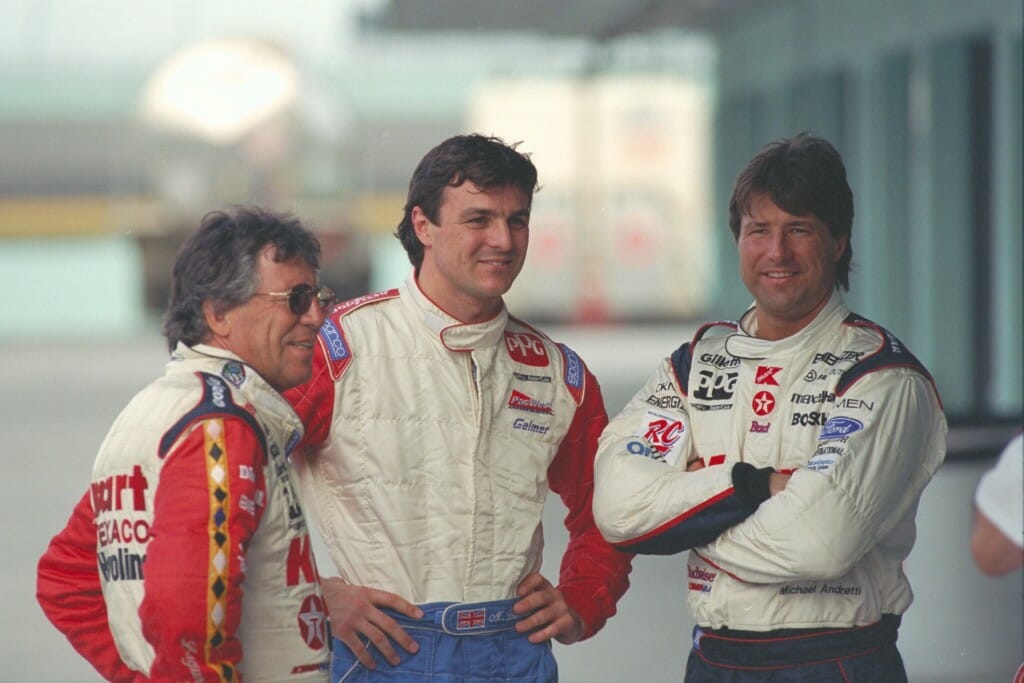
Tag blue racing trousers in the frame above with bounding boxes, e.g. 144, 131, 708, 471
332, 599, 557, 682
685, 614, 906, 682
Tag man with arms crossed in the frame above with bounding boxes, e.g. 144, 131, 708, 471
593, 133, 946, 681
286, 134, 632, 681
38, 208, 334, 681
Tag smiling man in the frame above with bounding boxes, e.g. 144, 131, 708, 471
37, 208, 334, 681
592, 133, 947, 681
285, 134, 633, 682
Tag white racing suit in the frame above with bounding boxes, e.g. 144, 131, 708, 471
38, 344, 330, 681
285, 274, 632, 681
593, 292, 946, 674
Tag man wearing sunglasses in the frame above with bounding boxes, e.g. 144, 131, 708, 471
37, 207, 334, 681
285, 134, 633, 681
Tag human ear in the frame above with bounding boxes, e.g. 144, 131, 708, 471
203, 299, 231, 338
411, 206, 433, 247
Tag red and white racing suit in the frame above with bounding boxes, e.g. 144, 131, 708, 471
284, 274, 632, 639
593, 292, 946, 632
37, 344, 330, 682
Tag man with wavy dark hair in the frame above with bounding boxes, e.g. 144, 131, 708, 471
594, 133, 946, 681
38, 207, 335, 681
286, 134, 632, 681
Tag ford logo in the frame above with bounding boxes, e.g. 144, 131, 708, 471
818, 416, 864, 440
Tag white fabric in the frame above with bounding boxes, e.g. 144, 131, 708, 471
594, 292, 947, 630
975, 433, 1024, 549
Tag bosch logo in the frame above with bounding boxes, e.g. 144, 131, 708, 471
505, 332, 550, 367
320, 318, 349, 361
791, 411, 829, 427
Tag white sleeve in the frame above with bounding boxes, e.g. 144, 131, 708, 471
695, 369, 947, 582
593, 359, 738, 550
975, 433, 1024, 549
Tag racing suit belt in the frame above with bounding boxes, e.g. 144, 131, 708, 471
391, 599, 523, 636
692, 614, 901, 669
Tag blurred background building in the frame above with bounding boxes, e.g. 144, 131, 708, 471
0, 0, 1019, 421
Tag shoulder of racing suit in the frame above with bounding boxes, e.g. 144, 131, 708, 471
837, 313, 942, 405
506, 314, 589, 407
157, 371, 267, 459
315, 288, 399, 380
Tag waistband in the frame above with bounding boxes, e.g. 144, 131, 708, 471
388, 599, 523, 637
692, 614, 901, 669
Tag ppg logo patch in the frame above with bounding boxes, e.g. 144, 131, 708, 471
320, 318, 349, 361
504, 332, 549, 367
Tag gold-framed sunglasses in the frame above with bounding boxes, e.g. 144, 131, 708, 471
254, 284, 336, 315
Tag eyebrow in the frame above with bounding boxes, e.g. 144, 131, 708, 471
456, 207, 531, 220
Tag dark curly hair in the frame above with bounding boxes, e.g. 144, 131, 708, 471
162, 207, 321, 351
394, 134, 539, 270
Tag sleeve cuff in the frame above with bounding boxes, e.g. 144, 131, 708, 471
731, 462, 776, 509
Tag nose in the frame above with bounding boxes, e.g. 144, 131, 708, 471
766, 230, 790, 261
302, 297, 328, 328
488, 220, 514, 250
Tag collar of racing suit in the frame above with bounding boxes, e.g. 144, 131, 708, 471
402, 272, 509, 353
725, 290, 850, 360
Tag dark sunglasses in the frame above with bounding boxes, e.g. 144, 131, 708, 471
254, 284, 336, 315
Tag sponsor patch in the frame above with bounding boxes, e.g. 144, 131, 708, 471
755, 365, 782, 385
751, 391, 776, 416
507, 390, 553, 414
808, 443, 846, 472
813, 350, 864, 366
513, 417, 550, 435
626, 439, 664, 462
791, 391, 835, 405
643, 412, 685, 456
688, 565, 716, 594
792, 411, 829, 427
513, 371, 552, 383
693, 370, 738, 401
835, 397, 875, 411
559, 343, 583, 390
749, 420, 770, 433
504, 332, 549, 367
647, 394, 683, 409
221, 361, 246, 388
818, 416, 864, 440
320, 317, 349, 361
297, 594, 328, 650
698, 352, 740, 369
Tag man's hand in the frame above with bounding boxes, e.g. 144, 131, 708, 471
768, 472, 791, 496
321, 577, 423, 669
512, 572, 586, 645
